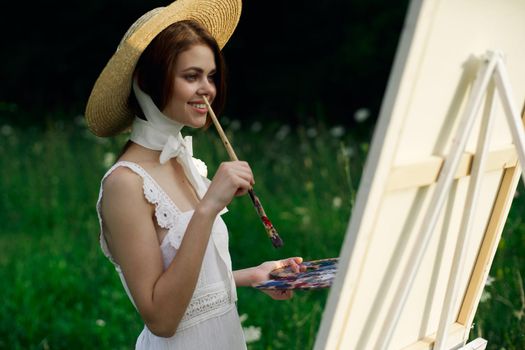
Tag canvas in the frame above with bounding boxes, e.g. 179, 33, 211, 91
314, 0, 525, 349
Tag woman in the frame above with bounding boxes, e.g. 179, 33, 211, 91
85, 1, 303, 348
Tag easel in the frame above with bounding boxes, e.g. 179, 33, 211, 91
314, 46, 525, 349
375, 50, 525, 350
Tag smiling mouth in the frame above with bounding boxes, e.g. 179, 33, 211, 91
189, 103, 207, 109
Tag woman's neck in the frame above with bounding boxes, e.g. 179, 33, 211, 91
119, 141, 164, 164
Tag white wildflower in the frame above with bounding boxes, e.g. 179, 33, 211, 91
302, 215, 311, 225
341, 146, 354, 158
243, 325, 261, 343
514, 309, 524, 321
305, 181, 314, 191
250, 122, 262, 133
354, 108, 370, 123
230, 120, 241, 131
239, 314, 248, 323
1, 125, 13, 136
279, 211, 294, 220
480, 290, 491, 303
485, 275, 495, 286
95, 319, 106, 327
330, 125, 345, 138
332, 196, 342, 208
304, 157, 312, 168
276, 125, 290, 140
103, 152, 116, 168
293, 207, 309, 215
306, 127, 317, 138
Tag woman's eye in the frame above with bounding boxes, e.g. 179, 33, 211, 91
185, 75, 197, 81
207, 75, 215, 83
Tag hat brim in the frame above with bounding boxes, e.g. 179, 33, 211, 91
85, 0, 242, 137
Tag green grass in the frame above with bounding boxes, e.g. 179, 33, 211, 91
0, 118, 523, 349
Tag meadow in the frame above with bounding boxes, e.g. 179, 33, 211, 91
0, 115, 523, 349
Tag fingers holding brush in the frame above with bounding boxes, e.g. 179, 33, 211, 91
232, 160, 255, 187
224, 161, 254, 195
201, 161, 255, 213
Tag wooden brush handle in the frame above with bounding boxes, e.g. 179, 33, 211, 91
202, 98, 239, 161
202, 97, 284, 248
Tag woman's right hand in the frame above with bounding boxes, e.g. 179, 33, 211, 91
200, 161, 254, 214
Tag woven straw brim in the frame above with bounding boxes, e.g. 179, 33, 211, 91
85, 0, 242, 137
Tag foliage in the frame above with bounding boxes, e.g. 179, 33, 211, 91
0, 118, 363, 349
472, 182, 525, 349
0, 118, 523, 349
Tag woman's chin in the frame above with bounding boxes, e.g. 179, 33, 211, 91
187, 118, 207, 129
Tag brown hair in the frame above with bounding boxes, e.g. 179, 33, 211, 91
131, 19, 227, 125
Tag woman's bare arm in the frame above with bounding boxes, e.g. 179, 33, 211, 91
101, 161, 253, 337
101, 167, 217, 337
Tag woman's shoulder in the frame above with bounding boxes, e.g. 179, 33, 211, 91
102, 158, 165, 200
102, 165, 144, 201
100, 164, 155, 219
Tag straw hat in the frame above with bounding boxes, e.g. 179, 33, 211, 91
85, 0, 242, 137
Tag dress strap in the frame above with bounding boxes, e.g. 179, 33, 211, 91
96, 161, 149, 264
100, 160, 149, 182
96, 160, 226, 261
97, 161, 176, 260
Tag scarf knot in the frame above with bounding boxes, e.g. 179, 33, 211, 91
129, 78, 210, 201
160, 134, 193, 164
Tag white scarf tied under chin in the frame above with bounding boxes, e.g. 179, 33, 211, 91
129, 79, 209, 201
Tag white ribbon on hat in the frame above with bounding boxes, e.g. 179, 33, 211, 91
129, 78, 210, 201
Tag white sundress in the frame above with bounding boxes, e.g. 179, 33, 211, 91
96, 161, 247, 349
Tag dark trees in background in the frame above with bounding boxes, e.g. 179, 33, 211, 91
1, 0, 408, 127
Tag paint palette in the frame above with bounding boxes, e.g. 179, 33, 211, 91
253, 258, 339, 290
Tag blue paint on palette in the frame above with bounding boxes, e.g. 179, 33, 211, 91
253, 258, 339, 290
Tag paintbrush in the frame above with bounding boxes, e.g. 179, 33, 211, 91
202, 96, 284, 248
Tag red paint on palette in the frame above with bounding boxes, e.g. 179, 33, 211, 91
253, 258, 339, 290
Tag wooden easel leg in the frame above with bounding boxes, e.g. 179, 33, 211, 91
494, 57, 525, 187
374, 52, 500, 350
458, 338, 487, 350
434, 79, 497, 350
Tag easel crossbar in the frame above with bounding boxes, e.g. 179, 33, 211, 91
387, 147, 518, 192
375, 51, 525, 350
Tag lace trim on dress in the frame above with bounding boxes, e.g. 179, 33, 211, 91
177, 281, 233, 331
98, 161, 190, 254
141, 175, 184, 247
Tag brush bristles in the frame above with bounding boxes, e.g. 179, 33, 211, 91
271, 234, 284, 248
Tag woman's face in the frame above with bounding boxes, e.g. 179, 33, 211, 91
162, 44, 217, 128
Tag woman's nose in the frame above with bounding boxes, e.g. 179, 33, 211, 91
197, 79, 215, 98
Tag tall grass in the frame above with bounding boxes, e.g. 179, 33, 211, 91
0, 117, 523, 349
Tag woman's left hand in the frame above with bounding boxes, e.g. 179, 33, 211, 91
250, 257, 306, 300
